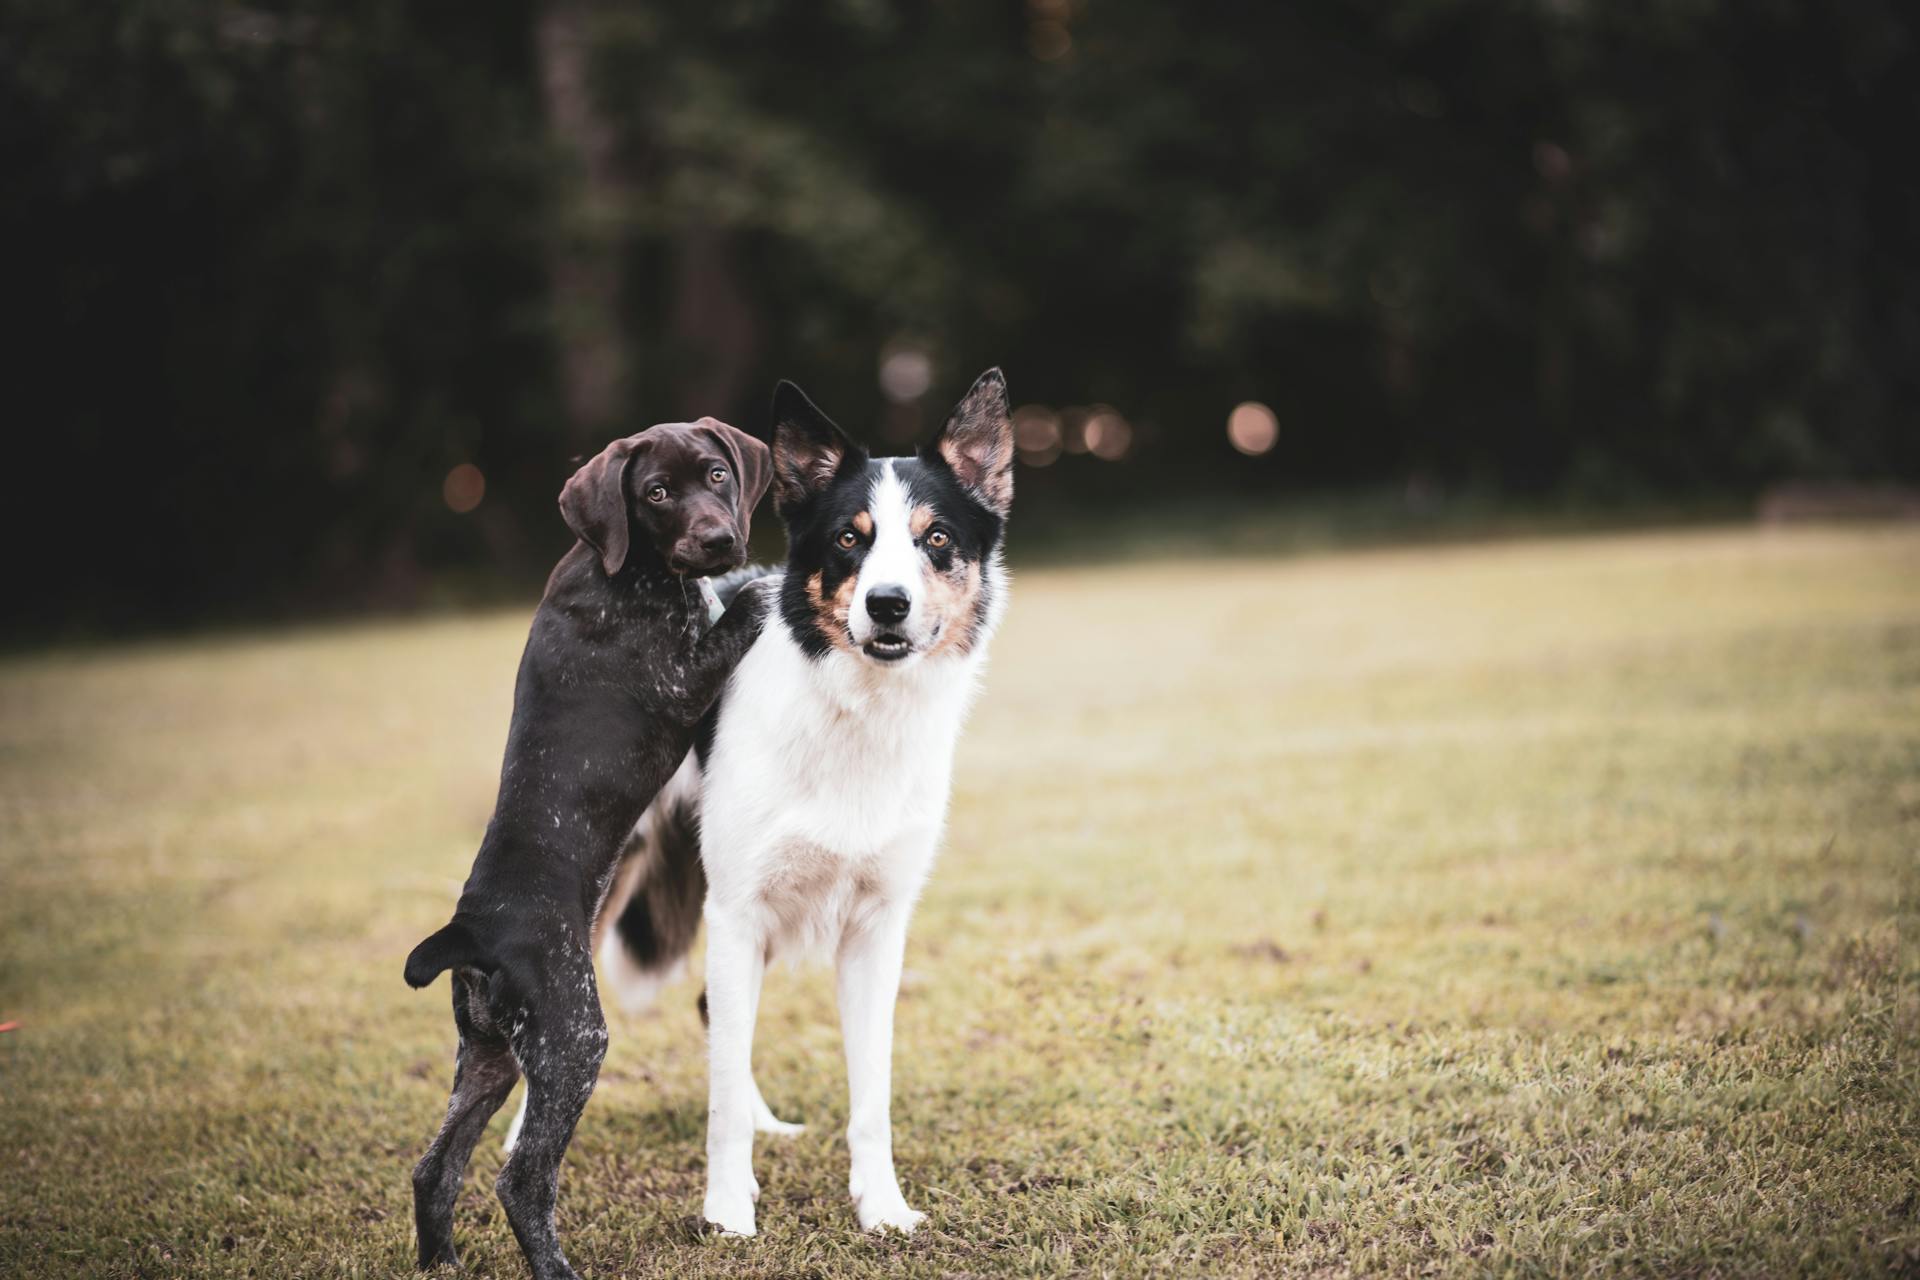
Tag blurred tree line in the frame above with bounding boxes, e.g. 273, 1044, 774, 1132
6, 0, 1915, 630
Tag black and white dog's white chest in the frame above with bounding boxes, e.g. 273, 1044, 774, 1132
699, 602, 994, 953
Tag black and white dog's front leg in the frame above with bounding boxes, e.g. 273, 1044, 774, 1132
701, 902, 768, 1235
837, 900, 925, 1233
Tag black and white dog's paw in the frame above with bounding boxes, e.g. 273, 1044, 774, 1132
703, 1182, 759, 1238
854, 1190, 926, 1235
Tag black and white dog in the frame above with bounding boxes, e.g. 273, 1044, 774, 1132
595, 368, 1014, 1237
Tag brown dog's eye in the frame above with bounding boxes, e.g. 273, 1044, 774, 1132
926, 528, 951, 549
836, 529, 859, 551
646, 484, 668, 503
710, 466, 728, 484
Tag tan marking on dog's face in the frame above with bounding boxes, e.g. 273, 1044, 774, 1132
851, 511, 874, 537
805, 570, 860, 652
908, 504, 936, 537
924, 558, 985, 657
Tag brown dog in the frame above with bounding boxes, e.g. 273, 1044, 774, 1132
404, 418, 774, 1280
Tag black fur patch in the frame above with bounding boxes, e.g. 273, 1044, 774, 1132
610, 785, 706, 973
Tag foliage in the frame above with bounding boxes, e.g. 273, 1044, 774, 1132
5, 1, 1916, 627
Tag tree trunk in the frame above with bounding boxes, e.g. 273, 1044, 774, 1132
536, 0, 629, 445
669, 223, 760, 422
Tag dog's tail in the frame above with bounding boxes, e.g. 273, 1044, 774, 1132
599, 757, 707, 1013
404, 919, 486, 989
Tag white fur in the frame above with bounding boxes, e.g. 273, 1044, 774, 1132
848, 464, 927, 649
699, 476, 1005, 1236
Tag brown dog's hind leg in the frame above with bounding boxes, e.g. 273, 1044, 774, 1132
413, 972, 520, 1269
495, 950, 608, 1280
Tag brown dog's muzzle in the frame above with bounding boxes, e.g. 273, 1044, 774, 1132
669, 500, 746, 576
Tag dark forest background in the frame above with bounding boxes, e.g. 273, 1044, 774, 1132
6, 0, 1916, 634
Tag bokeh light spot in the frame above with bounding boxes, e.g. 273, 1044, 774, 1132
1227, 402, 1279, 456
1029, 20, 1072, 61
1013, 404, 1063, 466
1084, 409, 1132, 461
443, 463, 485, 513
878, 345, 933, 403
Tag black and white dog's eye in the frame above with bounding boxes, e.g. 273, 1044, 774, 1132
926, 528, 951, 549
647, 484, 668, 503
836, 529, 859, 550
710, 467, 728, 484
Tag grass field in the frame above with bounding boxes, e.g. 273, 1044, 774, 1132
3, 524, 1917, 1278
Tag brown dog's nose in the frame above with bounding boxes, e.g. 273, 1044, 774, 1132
699, 530, 737, 556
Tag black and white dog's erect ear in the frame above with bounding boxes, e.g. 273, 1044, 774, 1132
927, 367, 1014, 516
770, 380, 866, 515
559, 430, 651, 576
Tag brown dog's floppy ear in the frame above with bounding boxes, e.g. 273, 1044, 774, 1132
695, 416, 773, 538
770, 380, 865, 515
559, 431, 649, 576
926, 367, 1014, 516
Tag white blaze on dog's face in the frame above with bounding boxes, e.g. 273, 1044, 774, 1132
847, 464, 931, 658
769, 369, 1014, 668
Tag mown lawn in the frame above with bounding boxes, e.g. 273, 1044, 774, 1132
2, 524, 1917, 1278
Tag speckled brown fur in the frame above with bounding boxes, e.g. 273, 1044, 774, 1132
925, 559, 985, 657
935, 378, 1015, 513
404, 421, 774, 1280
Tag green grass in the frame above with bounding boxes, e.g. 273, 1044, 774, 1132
3, 524, 1917, 1278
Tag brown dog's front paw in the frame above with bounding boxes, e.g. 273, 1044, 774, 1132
736, 575, 781, 620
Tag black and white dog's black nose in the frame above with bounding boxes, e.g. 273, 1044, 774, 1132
865, 585, 911, 625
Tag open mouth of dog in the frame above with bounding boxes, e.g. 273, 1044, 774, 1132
862, 632, 913, 662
